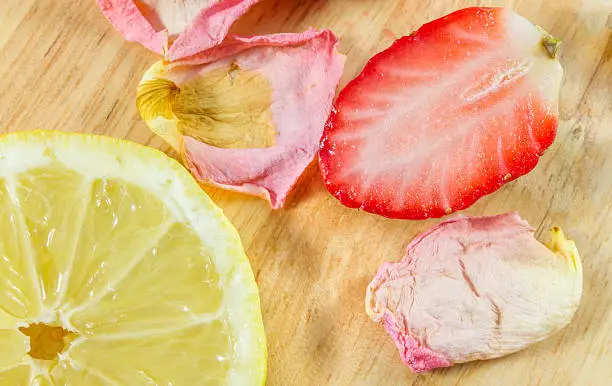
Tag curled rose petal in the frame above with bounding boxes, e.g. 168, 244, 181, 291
96, 0, 260, 60
366, 213, 583, 373
137, 29, 346, 208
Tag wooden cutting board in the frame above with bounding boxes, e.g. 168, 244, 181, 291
1, 0, 611, 384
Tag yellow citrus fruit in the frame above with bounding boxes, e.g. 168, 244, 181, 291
0, 130, 266, 385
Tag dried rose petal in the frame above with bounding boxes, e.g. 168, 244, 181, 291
96, 0, 260, 60
366, 213, 583, 373
137, 29, 345, 208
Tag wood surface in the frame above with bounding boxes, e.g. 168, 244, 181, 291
1, 0, 611, 385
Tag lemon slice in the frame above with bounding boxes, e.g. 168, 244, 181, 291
0, 130, 266, 385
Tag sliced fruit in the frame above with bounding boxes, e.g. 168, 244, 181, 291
0, 130, 266, 385
366, 213, 582, 373
320, 7, 563, 219
96, 0, 259, 60
137, 29, 346, 208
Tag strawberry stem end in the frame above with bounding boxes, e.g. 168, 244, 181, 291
542, 34, 561, 59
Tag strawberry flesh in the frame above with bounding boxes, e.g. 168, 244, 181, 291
319, 7, 563, 219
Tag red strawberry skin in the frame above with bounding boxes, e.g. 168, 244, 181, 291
319, 7, 562, 220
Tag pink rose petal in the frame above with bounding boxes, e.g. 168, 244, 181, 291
383, 315, 452, 373
173, 29, 345, 208
96, 0, 259, 60
366, 213, 583, 373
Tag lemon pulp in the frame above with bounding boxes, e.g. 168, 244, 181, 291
0, 131, 266, 385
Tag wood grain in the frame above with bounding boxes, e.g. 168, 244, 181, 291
1, 0, 611, 384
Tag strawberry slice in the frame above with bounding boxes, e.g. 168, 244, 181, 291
319, 7, 563, 219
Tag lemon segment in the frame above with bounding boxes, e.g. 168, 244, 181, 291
0, 330, 29, 367
13, 166, 90, 310
0, 365, 31, 385
63, 320, 232, 384
59, 178, 172, 313
68, 222, 224, 336
0, 130, 266, 385
0, 180, 42, 320
48, 365, 113, 385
